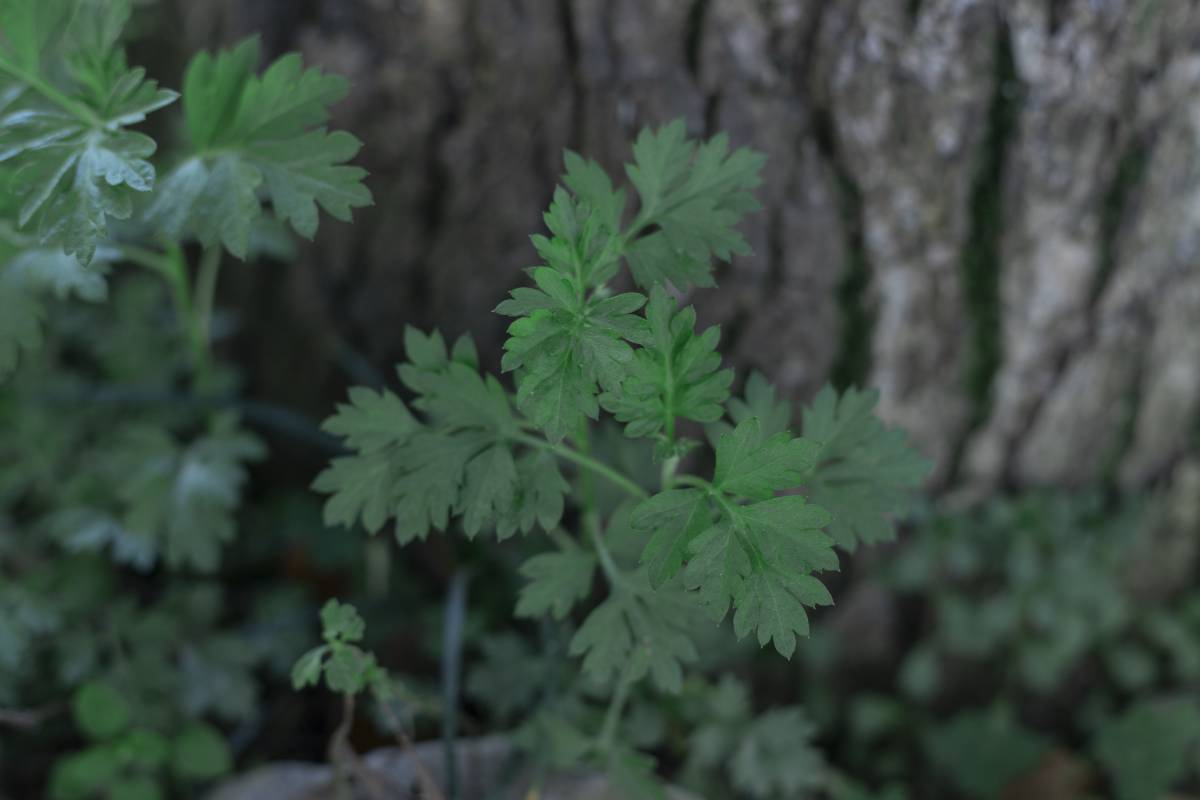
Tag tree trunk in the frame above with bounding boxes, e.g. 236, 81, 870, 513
181, 0, 1200, 493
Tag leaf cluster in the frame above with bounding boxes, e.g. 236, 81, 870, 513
291, 599, 387, 696
313, 328, 569, 543
0, 4, 372, 378
312, 118, 929, 797
50, 678, 232, 800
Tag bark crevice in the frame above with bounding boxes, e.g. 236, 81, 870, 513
947, 18, 1019, 484
810, 102, 872, 392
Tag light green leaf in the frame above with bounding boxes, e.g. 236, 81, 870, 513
290, 645, 328, 690
732, 569, 831, 659
147, 37, 371, 258
500, 289, 646, 443
562, 150, 625, 232
320, 599, 365, 643
323, 646, 377, 695
680, 492, 835, 655
601, 285, 732, 450
0, 0, 175, 264
712, 418, 819, 499
630, 488, 710, 588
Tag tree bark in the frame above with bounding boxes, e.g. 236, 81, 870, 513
182, 0, 1200, 493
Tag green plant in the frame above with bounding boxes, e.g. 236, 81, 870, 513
48, 676, 233, 800
0, 1, 370, 795
313, 119, 929, 792
0, 0, 370, 382
293, 599, 444, 800
682, 675, 829, 799
809, 491, 1200, 800
1092, 696, 1200, 800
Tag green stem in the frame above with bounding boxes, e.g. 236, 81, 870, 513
161, 245, 194, 342
545, 526, 577, 552
660, 455, 680, 491
0, 60, 105, 129
329, 693, 355, 800
586, 516, 627, 590
598, 652, 639, 752
112, 243, 173, 275
673, 473, 716, 493
116, 243, 191, 339
661, 352, 676, 450
547, 418, 641, 756
514, 433, 648, 500
192, 247, 222, 385
570, 423, 633, 589
114, 243, 217, 383
159, 243, 207, 378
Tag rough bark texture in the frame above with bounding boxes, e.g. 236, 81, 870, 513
178, 0, 1200, 491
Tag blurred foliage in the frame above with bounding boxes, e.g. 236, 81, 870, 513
2, 5, 1200, 800
5, 182, 1200, 800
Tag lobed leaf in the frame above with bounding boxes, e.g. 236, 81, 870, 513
147, 36, 371, 258
600, 285, 732, 451
0, 0, 176, 264
800, 385, 930, 550
515, 547, 596, 620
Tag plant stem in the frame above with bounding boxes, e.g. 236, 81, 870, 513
598, 653, 639, 752
586, 516, 626, 590
159, 243, 208, 380
329, 693, 355, 800
514, 433, 648, 500
112, 243, 173, 275
660, 455, 680, 490
192, 246, 222, 385
673, 473, 719, 497
375, 696, 446, 800
545, 526, 577, 552
116, 242, 214, 383
0, 60, 105, 129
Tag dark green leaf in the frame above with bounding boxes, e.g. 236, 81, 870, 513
72, 679, 130, 740
170, 723, 233, 782
515, 547, 596, 620
801, 385, 930, 550
1093, 698, 1200, 800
